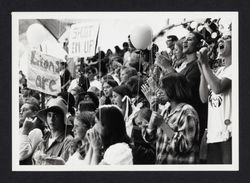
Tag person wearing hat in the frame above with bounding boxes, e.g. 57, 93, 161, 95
32, 97, 73, 165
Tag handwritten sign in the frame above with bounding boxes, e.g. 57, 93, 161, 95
27, 50, 61, 96
68, 22, 99, 58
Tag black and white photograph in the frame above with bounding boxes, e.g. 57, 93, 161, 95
12, 12, 239, 171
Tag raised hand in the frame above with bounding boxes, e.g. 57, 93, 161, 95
141, 83, 154, 103
197, 47, 209, 65
146, 77, 157, 91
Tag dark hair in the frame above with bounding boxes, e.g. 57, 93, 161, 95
75, 111, 95, 129
123, 42, 129, 48
167, 35, 178, 42
121, 67, 138, 78
190, 31, 204, 51
102, 75, 114, 81
78, 101, 96, 112
58, 92, 75, 115
76, 91, 99, 110
103, 79, 118, 88
126, 76, 143, 98
160, 73, 192, 104
96, 105, 130, 150
112, 85, 132, 98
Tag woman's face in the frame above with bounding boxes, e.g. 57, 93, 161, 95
112, 91, 123, 108
72, 118, 88, 140
120, 70, 129, 84
173, 44, 183, 60
103, 82, 112, 97
183, 33, 198, 54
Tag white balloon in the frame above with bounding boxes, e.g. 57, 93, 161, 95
130, 24, 153, 50
26, 23, 50, 48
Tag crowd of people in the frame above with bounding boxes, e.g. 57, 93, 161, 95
19, 18, 232, 165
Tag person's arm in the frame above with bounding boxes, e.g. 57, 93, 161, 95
60, 135, 73, 162
86, 128, 102, 165
201, 63, 231, 94
168, 107, 199, 154
198, 48, 231, 94
142, 111, 163, 143
19, 133, 33, 161
197, 61, 209, 103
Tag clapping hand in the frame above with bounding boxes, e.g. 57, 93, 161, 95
146, 77, 157, 91
155, 52, 172, 71
141, 83, 154, 103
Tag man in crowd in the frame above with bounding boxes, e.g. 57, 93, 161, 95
32, 97, 73, 165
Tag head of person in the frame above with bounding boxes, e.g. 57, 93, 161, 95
217, 35, 231, 59
36, 97, 68, 133
173, 39, 185, 60
102, 80, 118, 98
160, 73, 192, 104
110, 56, 123, 71
122, 42, 129, 52
19, 100, 40, 127
76, 91, 99, 112
120, 67, 138, 84
86, 66, 97, 81
60, 62, 68, 71
133, 108, 152, 128
183, 31, 203, 55
126, 76, 144, 98
94, 105, 130, 150
58, 91, 75, 116
112, 85, 132, 109
72, 111, 94, 140
166, 35, 178, 50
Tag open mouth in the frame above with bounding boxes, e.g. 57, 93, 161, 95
219, 44, 224, 50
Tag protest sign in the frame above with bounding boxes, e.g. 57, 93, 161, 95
27, 50, 61, 96
68, 22, 100, 58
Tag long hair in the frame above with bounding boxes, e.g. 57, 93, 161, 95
160, 73, 192, 104
96, 105, 130, 150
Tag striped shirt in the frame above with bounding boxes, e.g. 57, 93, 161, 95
143, 103, 200, 164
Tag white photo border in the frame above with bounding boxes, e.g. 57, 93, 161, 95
12, 11, 239, 171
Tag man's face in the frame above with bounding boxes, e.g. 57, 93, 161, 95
19, 103, 35, 125
46, 110, 64, 132
166, 39, 175, 50
183, 33, 199, 54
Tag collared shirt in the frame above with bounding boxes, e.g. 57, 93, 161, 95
143, 103, 200, 164
32, 133, 73, 165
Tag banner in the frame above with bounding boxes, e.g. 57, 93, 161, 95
27, 50, 61, 96
68, 22, 100, 58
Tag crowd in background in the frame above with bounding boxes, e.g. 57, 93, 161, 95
18, 18, 232, 165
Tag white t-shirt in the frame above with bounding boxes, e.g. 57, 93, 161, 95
207, 65, 232, 143
100, 143, 133, 165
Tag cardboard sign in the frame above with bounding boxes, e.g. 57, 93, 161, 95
68, 22, 99, 58
27, 50, 61, 96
